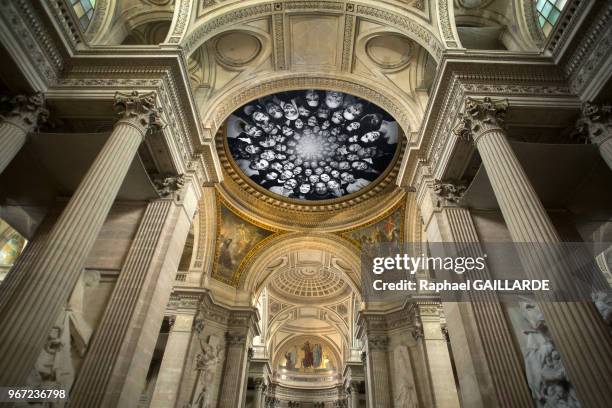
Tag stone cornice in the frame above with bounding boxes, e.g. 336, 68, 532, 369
50, 49, 221, 183
399, 52, 575, 191
0, 1, 221, 184
356, 301, 417, 338
177, 288, 261, 335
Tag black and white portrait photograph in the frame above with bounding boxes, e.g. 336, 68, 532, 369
226, 89, 399, 201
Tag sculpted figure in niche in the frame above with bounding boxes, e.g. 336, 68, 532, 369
190, 337, 223, 408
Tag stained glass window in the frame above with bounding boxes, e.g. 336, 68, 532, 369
71, 0, 96, 30
536, 0, 568, 37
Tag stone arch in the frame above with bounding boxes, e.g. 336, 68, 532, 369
267, 305, 351, 349
199, 71, 418, 137
85, 0, 175, 45
180, 0, 444, 61
242, 232, 362, 303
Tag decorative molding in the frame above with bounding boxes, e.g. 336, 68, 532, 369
85, 0, 110, 42
207, 74, 411, 137
355, 5, 444, 60
165, 0, 193, 44
272, 13, 286, 70
566, 3, 612, 95
182, 1, 442, 61
184, 4, 274, 54
438, 0, 458, 48
0, 0, 63, 85
340, 13, 356, 72
523, 0, 545, 48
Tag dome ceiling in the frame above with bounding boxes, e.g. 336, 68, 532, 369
226, 89, 399, 201
268, 249, 352, 304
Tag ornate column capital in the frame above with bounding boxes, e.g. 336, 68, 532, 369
453, 97, 508, 144
432, 179, 467, 206
1, 92, 49, 133
367, 335, 388, 351
225, 332, 247, 345
114, 90, 165, 137
573, 101, 612, 145
152, 173, 186, 198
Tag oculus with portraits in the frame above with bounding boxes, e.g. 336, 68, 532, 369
226, 90, 399, 201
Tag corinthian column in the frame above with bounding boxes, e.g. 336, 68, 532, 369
364, 335, 391, 408
348, 381, 359, 408
420, 181, 533, 407
149, 313, 196, 408
218, 333, 251, 408
453, 97, 612, 407
574, 102, 612, 170
0, 93, 48, 174
0, 91, 163, 387
253, 378, 265, 408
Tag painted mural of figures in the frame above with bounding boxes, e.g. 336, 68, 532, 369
301, 341, 314, 368
313, 343, 322, 368
284, 350, 296, 370
519, 302, 581, 408
218, 234, 234, 270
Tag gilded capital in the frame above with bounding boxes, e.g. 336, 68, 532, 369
453, 97, 508, 143
1, 92, 49, 133
114, 90, 165, 136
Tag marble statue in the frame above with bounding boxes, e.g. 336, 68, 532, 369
190, 337, 223, 408
519, 302, 580, 407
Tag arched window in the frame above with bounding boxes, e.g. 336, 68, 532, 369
71, 0, 96, 29
536, 0, 567, 37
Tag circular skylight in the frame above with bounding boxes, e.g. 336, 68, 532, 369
226, 89, 399, 201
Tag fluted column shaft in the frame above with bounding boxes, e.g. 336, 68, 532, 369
457, 97, 612, 407
0, 122, 144, 386
0, 121, 27, 174
150, 314, 195, 408
70, 183, 198, 408
365, 336, 391, 408
218, 334, 250, 408
253, 380, 264, 408
594, 133, 612, 170
348, 383, 359, 408
0, 91, 162, 387
0, 93, 48, 174
422, 181, 533, 408
419, 306, 461, 408
0, 208, 56, 312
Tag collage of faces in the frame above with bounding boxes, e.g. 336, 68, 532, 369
227, 90, 399, 200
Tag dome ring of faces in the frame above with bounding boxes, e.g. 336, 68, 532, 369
226, 89, 399, 201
